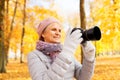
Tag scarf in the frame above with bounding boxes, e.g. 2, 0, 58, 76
36, 41, 62, 62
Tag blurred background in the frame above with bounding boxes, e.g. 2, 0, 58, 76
0, 0, 120, 80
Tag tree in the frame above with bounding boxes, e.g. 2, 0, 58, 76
80, 0, 86, 63
20, 0, 26, 63
0, 0, 6, 73
4, 0, 9, 64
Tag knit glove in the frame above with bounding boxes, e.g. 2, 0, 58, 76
81, 41, 96, 61
62, 27, 83, 55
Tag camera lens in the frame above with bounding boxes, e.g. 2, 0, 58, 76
82, 26, 101, 41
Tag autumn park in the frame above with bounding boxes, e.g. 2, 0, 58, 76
0, 0, 120, 80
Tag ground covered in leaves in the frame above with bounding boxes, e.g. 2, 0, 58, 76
92, 55, 120, 80
0, 55, 120, 80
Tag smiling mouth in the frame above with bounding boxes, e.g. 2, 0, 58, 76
54, 37, 60, 39
54, 36, 61, 38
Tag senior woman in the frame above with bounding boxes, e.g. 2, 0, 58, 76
27, 17, 95, 80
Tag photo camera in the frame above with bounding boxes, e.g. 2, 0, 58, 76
71, 26, 101, 43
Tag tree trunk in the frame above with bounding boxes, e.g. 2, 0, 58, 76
4, 0, 9, 65
20, 0, 26, 63
5, 0, 17, 62
10, 1, 17, 31
0, 0, 6, 73
80, 0, 86, 63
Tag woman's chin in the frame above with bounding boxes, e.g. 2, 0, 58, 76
52, 40, 61, 43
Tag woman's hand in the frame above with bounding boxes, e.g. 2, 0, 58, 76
62, 27, 83, 55
81, 41, 96, 61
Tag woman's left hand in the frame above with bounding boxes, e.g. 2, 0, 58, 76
81, 41, 96, 61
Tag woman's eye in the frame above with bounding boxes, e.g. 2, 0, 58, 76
59, 29, 61, 32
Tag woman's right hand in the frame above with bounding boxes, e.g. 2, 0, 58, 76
62, 27, 83, 55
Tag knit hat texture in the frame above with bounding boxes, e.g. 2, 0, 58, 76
37, 17, 61, 40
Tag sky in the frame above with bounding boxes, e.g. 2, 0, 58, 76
54, 0, 79, 14
28, 0, 92, 18
28, 0, 80, 17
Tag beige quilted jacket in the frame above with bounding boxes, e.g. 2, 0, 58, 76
27, 50, 95, 80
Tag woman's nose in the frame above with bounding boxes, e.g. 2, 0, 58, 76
56, 30, 61, 35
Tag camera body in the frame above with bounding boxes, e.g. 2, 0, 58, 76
71, 26, 101, 43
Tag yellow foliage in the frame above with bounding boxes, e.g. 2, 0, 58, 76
22, 25, 39, 55
90, 0, 120, 55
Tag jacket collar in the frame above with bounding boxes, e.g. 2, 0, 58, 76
33, 49, 52, 63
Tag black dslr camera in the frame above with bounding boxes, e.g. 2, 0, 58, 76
71, 26, 101, 43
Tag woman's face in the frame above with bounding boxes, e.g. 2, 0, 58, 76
42, 23, 62, 43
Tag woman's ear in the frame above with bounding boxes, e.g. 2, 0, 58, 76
41, 34, 45, 38
40, 34, 45, 41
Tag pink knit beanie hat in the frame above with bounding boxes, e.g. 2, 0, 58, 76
37, 17, 61, 40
